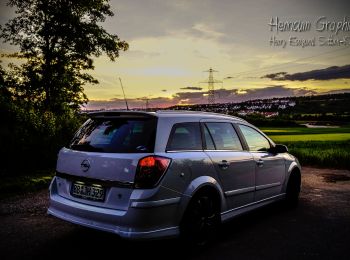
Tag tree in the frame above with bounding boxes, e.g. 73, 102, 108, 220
0, 0, 128, 112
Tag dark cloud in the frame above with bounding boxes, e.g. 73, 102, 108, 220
106, 0, 350, 49
322, 89, 350, 95
263, 65, 350, 81
240, 86, 317, 99
262, 72, 288, 80
180, 86, 203, 90
173, 91, 206, 100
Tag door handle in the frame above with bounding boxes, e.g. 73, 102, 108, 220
218, 160, 230, 170
256, 159, 264, 167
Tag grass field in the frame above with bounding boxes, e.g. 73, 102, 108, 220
261, 126, 350, 169
269, 133, 350, 142
261, 126, 350, 135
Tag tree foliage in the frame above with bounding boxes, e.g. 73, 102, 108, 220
0, 0, 128, 112
0, 1, 127, 174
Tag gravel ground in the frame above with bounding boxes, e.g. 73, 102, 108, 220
1, 167, 349, 260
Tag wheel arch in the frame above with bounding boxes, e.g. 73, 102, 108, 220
284, 163, 301, 192
178, 176, 226, 221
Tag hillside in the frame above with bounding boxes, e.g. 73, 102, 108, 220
168, 93, 350, 123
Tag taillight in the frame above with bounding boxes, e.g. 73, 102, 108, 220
134, 156, 171, 188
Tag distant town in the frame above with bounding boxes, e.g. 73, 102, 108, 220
83, 93, 350, 125
169, 97, 296, 118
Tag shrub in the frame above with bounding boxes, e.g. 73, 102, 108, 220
0, 99, 85, 176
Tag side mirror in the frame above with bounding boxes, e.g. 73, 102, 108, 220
270, 144, 288, 154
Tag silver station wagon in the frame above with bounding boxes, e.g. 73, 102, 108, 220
48, 110, 301, 242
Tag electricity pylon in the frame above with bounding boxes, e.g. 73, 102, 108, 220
201, 68, 222, 104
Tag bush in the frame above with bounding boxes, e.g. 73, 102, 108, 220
0, 99, 85, 176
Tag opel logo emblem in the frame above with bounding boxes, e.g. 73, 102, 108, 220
81, 159, 90, 172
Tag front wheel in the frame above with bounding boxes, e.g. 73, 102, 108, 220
180, 193, 221, 245
286, 172, 301, 207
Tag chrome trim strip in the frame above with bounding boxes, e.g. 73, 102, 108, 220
204, 149, 245, 152
224, 186, 255, 197
221, 193, 286, 216
167, 149, 249, 152
224, 182, 281, 197
166, 150, 204, 153
131, 197, 181, 208
256, 182, 281, 191
56, 172, 134, 188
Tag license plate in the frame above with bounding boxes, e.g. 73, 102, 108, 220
71, 182, 105, 201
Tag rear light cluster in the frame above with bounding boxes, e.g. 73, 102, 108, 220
134, 156, 171, 188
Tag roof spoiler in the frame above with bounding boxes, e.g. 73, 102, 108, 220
87, 110, 156, 118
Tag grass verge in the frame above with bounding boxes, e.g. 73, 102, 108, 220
263, 126, 350, 169
261, 126, 350, 136
270, 133, 350, 142
282, 141, 350, 169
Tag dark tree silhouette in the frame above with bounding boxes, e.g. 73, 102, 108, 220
0, 0, 128, 112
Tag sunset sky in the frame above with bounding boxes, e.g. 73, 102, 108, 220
1, 0, 350, 109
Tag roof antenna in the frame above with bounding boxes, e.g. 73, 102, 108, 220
119, 77, 129, 110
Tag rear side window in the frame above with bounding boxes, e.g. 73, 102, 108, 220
167, 123, 202, 151
205, 123, 243, 150
203, 125, 215, 150
70, 118, 157, 153
238, 124, 271, 151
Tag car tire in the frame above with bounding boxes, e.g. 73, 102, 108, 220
285, 172, 301, 207
180, 192, 221, 245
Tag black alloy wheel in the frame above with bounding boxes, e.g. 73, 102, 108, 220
181, 193, 220, 245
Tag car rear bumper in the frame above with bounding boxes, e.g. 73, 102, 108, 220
48, 177, 181, 239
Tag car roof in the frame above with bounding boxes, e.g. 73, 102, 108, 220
87, 110, 247, 123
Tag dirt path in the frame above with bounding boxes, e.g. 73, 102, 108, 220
1, 167, 350, 260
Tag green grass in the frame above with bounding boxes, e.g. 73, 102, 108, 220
261, 126, 350, 169
270, 133, 350, 142
261, 126, 350, 135
0, 170, 54, 198
284, 141, 350, 169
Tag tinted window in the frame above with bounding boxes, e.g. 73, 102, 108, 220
167, 123, 202, 151
239, 125, 270, 151
205, 123, 242, 150
70, 118, 157, 153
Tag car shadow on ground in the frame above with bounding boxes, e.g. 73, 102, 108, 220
33, 201, 317, 260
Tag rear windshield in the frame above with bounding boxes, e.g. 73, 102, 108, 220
70, 117, 157, 153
